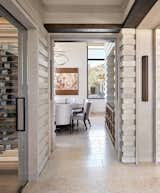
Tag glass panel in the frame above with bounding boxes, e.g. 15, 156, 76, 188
0, 17, 19, 193
0, 46, 18, 153
88, 60, 105, 99
0, 13, 28, 193
88, 45, 105, 59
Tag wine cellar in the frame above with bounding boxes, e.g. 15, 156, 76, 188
0, 17, 18, 164
105, 104, 115, 145
105, 44, 115, 145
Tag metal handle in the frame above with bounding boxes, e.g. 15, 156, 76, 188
142, 56, 148, 102
16, 97, 25, 131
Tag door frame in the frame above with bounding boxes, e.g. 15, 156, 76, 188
51, 35, 120, 156
0, 4, 28, 187
18, 27, 28, 186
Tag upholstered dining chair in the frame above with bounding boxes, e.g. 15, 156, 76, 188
71, 100, 92, 131
72, 99, 85, 115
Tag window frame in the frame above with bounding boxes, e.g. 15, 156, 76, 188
87, 45, 105, 99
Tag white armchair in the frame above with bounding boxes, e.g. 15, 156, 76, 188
55, 103, 72, 126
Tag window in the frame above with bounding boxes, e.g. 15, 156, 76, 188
87, 44, 105, 99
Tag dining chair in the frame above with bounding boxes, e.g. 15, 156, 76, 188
71, 100, 92, 131
72, 99, 85, 115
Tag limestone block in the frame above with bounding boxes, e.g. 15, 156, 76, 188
122, 114, 135, 121
123, 151, 135, 157
122, 125, 135, 131
121, 98, 135, 104
120, 28, 136, 34
121, 119, 135, 126
122, 104, 135, 110
122, 145, 135, 152
120, 55, 135, 62
122, 109, 135, 114
120, 61, 135, 67
121, 92, 135, 99
122, 135, 135, 142
121, 156, 136, 163
119, 37, 135, 46
118, 28, 136, 163
120, 45, 135, 56
120, 81, 135, 89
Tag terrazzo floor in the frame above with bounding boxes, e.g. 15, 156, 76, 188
23, 115, 160, 193
0, 169, 19, 193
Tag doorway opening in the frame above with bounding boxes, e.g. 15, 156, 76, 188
0, 8, 28, 193
52, 36, 118, 163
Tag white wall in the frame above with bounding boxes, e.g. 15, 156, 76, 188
136, 29, 153, 162
54, 42, 105, 113
54, 42, 87, 103
155, 29, 160, 163
91, 99, 105, 113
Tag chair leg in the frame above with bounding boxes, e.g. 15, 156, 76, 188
77, 120, 79, 126
88, 119, 91, 126
83, 120, 88, 130
70, 120, 74, 134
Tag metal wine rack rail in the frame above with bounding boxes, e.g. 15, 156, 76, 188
105, 103, 115, 145
0, 48, 18, 153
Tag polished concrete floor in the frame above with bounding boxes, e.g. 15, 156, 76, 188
23, 115, 160, 193
0, 152, 19, 193
0, 168, 19, 193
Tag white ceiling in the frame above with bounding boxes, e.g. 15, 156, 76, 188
42, 0, 125, 6
42, 0, 134, 24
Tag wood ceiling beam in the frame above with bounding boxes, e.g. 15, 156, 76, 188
123, 0, 158, 28
44, 24, 122, 33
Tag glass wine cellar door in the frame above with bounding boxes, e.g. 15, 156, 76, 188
0, 6, 28, 193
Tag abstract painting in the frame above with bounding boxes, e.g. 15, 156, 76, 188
55, 68, 79, 95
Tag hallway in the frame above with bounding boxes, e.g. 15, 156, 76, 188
1, 1, 160, 193
23, 115, 160, 193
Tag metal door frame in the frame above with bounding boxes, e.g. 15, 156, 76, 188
0, 4, 28, 188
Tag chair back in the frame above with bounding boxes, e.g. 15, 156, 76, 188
84, 100, 92, 119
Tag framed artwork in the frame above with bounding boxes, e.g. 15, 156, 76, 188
55, 68, 79, 95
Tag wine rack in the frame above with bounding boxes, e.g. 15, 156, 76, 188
0, 47, 18, 153
105, 103, 115, 145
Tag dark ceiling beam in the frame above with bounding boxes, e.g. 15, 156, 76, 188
44, 24, 122, 33
123, 0, 158, 28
